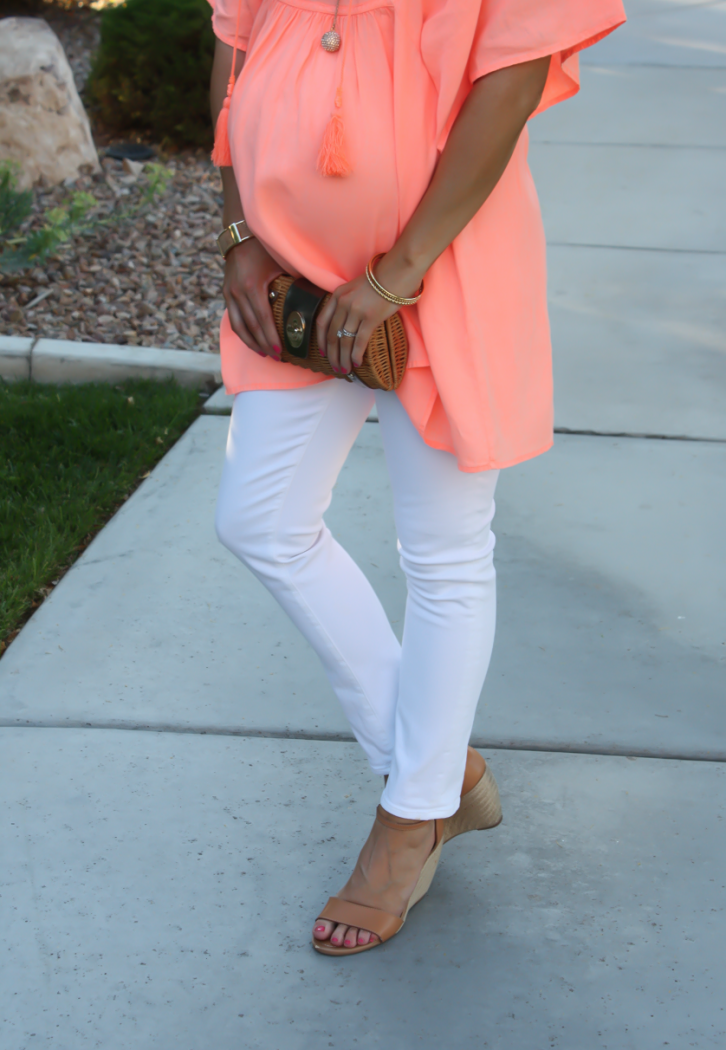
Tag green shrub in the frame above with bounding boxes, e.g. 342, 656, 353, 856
0, 160, 172, 274
87, 0, 215, 148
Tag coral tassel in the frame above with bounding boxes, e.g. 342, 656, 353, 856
211, 0, 242, 167
318, 87, 351, 177
318, 114, 351, 176
211, 93, 233, 167
319, 0, 354, 178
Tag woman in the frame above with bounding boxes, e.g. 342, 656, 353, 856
209, 0, 625, 955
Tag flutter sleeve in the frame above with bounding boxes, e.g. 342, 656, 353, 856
469, 0, 626, 115
206, 0, 262, 51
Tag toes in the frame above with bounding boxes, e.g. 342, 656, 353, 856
357, 929, 379, 946
314, 922, 379, 949
313, 920, 335, 941
330, 923, 348, 947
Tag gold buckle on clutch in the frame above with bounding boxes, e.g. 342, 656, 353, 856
285, 311, 305, 350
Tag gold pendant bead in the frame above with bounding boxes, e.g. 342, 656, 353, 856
321, 30, 341, 51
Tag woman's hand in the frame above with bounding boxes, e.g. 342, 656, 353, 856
316, 255, 424, 374
223, 237, 284, 360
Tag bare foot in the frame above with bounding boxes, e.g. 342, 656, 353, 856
313, 809, 435, 949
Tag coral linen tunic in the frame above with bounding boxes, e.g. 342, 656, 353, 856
209, 0, 625, 472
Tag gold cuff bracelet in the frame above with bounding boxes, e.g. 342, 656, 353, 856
217, 219, 255, 259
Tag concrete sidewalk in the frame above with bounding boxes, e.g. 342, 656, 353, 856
2, 4, 725, 1048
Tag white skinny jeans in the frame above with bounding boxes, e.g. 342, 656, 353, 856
215, 381, 499, 819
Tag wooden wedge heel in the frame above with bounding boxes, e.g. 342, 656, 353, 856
312, 807, 444, 956
442, 746, 503, 844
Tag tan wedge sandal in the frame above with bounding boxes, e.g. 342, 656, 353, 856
312, 806, 444, 956
443, 746, 503, 842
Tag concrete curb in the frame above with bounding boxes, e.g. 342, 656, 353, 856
0, 334, 222, 391
200, 386, 234, 415
0, 336, 381, 419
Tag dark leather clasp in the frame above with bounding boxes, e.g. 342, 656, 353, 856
282, 278, 328, 359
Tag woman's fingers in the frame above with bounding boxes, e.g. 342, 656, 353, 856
315, 293, 337, 360
318, 274, 400, 374
251, 282, 282, 356
239, 294, 281, 360
351, 323, 372, 370
336, 315, 372, 374
327, 301, 360, 373
223, 239, 284, 359
337, 332, 355, 374
226, 297, 265, 356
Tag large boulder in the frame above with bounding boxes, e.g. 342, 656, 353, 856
0, 17, 100, 189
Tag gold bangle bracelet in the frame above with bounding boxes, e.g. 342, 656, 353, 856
365, 253, 424, 306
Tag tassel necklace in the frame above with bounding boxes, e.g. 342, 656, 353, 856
212, 0, 354, 178
321, 0, 342, 51
210, 0, 243, 168
317, 0, 355, 176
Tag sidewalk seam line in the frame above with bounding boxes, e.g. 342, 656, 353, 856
29, 334, 39, 381
535, 141, 726, 151
1, 721, 724, 763
553, 427, 726, 444
548, 242, 726, 255
582, 61, 726, 70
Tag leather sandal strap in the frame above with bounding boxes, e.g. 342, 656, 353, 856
375, 805, 429, 832
317, 897, 404, 942
376, 806, 444, 850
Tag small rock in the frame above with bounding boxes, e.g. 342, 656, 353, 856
122, 158, 145, 179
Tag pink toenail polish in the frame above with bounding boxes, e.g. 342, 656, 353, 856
315, 926, 325, 932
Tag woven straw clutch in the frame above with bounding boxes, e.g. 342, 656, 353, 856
269, 274, 408, 391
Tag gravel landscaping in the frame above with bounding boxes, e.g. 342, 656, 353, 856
0, 4, 226, 355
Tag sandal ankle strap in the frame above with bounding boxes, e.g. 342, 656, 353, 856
375, 805, 430, 832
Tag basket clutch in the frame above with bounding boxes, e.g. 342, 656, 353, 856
268, 274, 407, 391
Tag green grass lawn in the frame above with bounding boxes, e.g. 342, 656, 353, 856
0, 379, 201, 655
